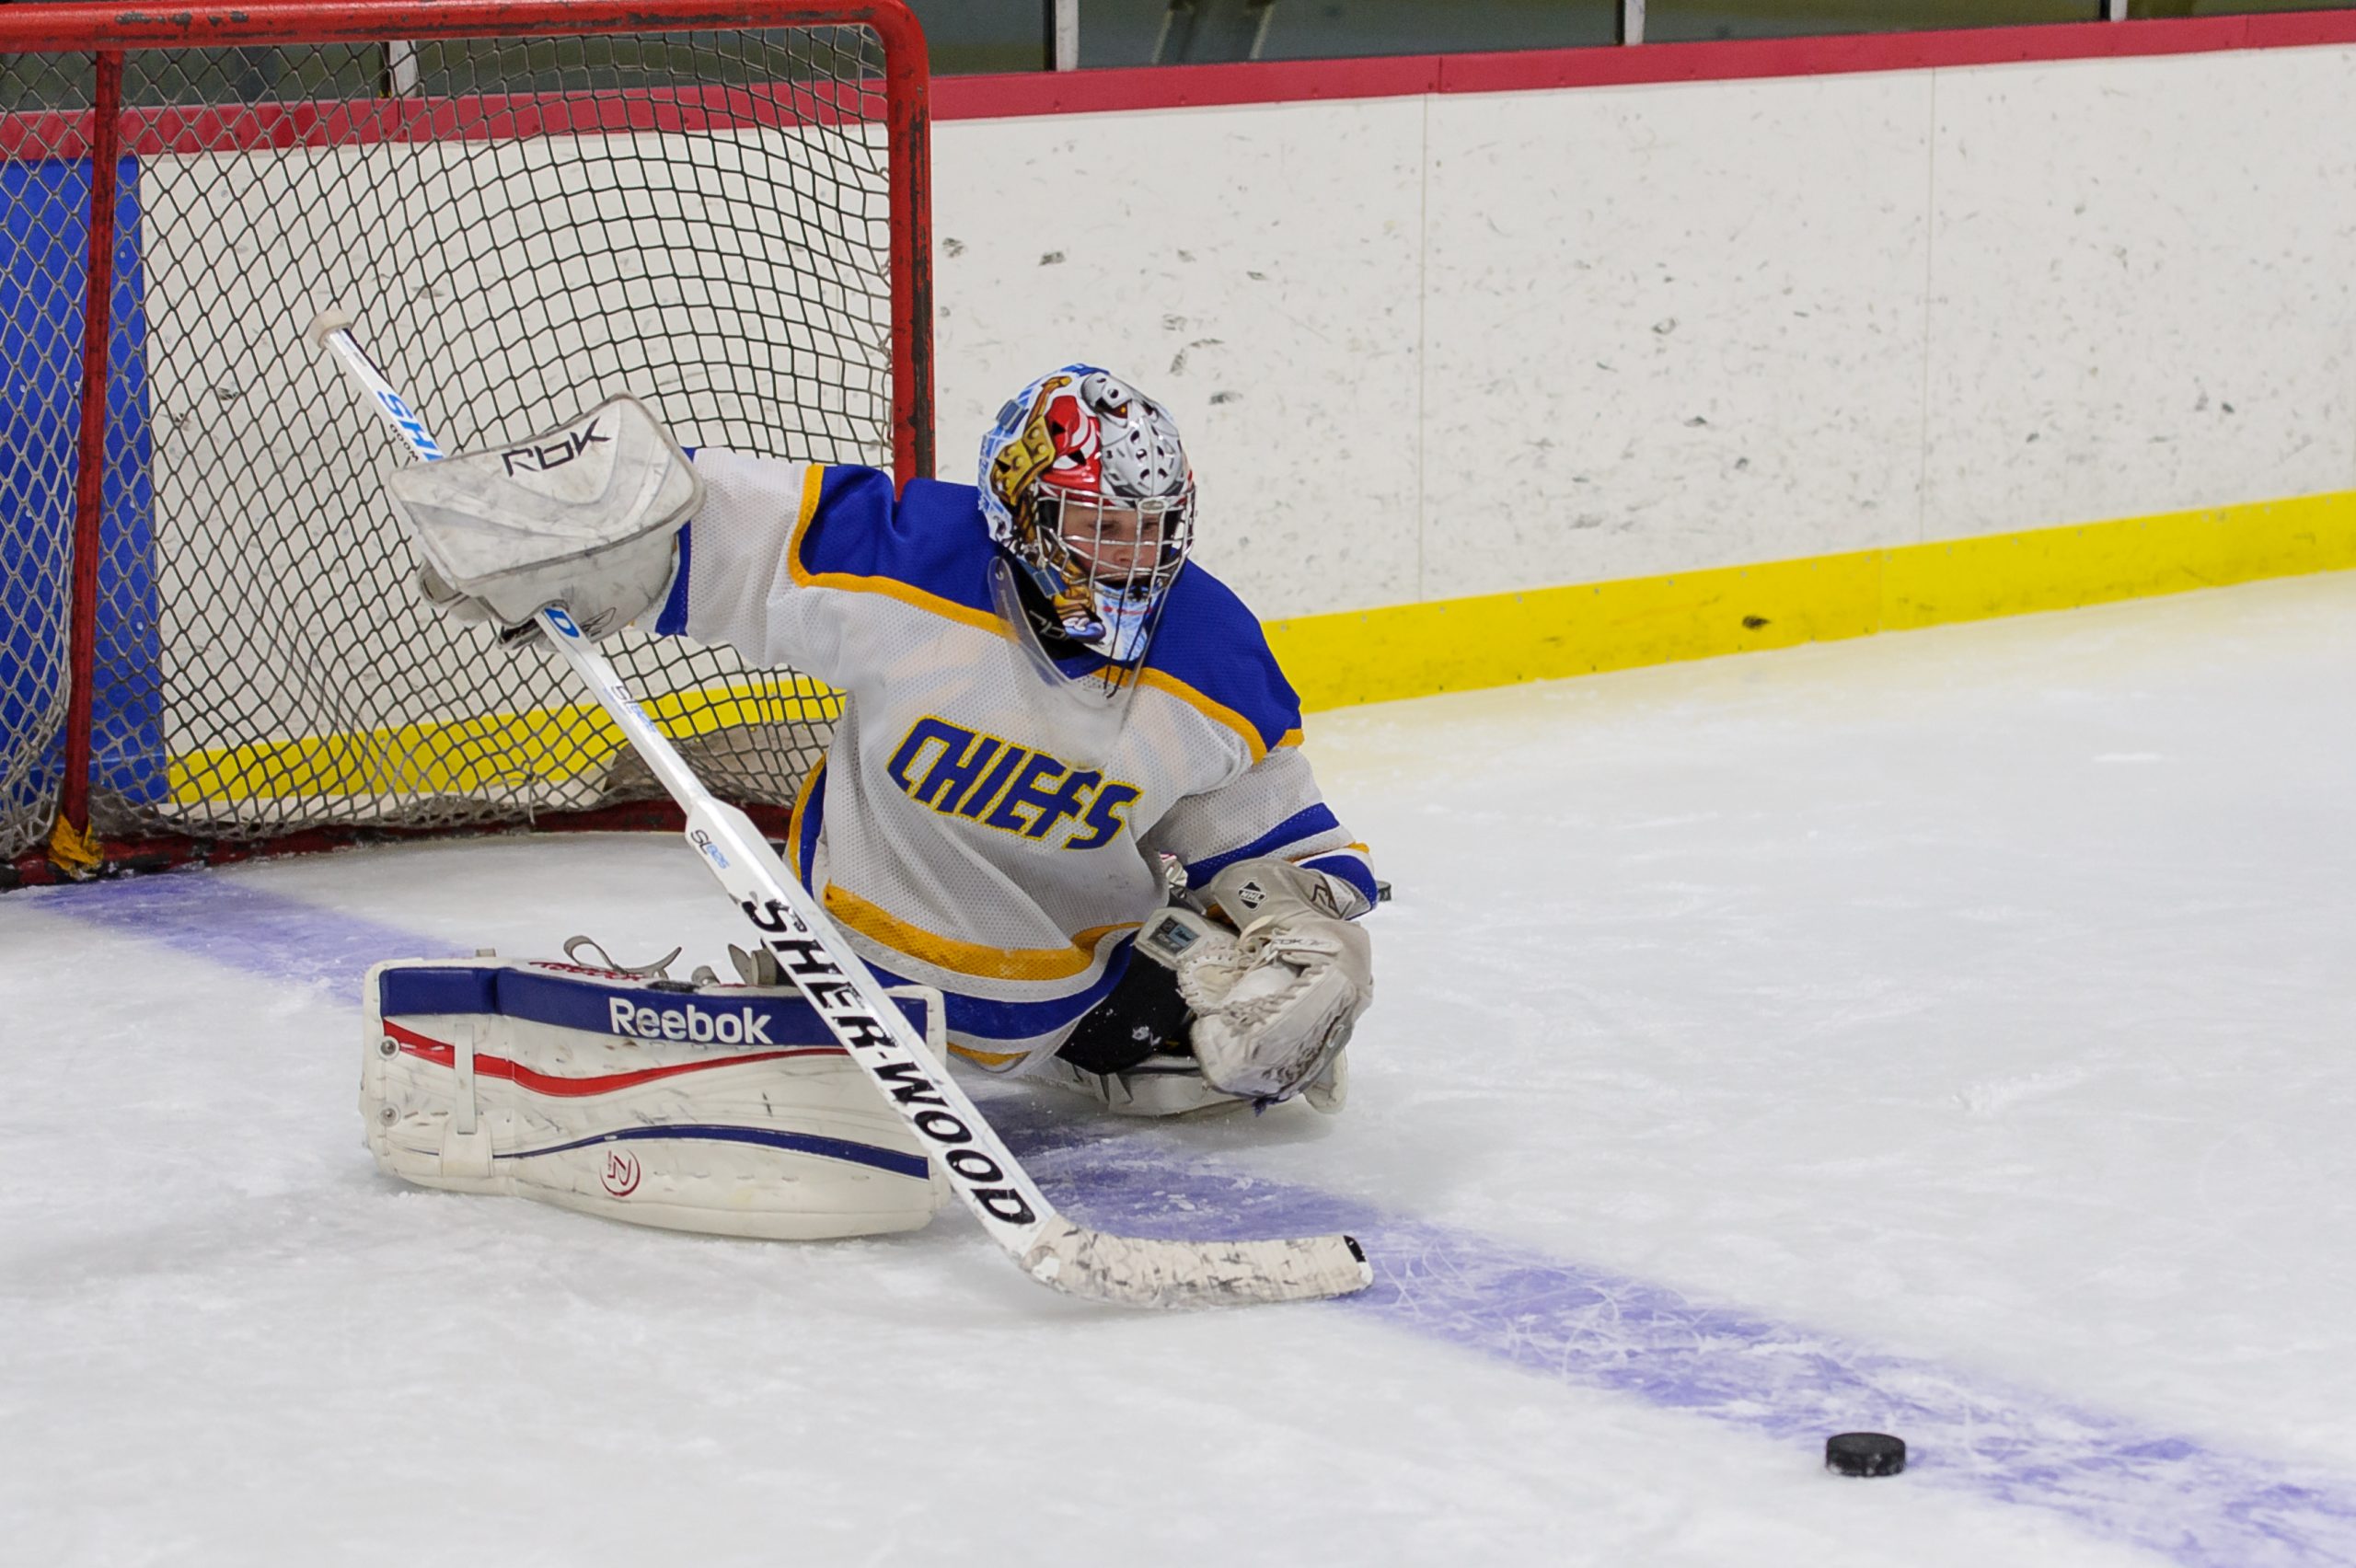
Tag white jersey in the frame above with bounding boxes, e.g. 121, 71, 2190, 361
653, 452, 1374, 1072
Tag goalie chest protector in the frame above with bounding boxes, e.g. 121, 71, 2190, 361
362, 958, 949, 1239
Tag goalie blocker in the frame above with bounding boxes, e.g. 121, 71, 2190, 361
363, 956, 951, 1239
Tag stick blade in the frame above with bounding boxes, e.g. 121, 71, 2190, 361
1023, 1221, 1372, 1309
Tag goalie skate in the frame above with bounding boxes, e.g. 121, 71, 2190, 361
362, 956, 950, 1239
1039, 1045, 1346, 1117
1038, 1049, 1252, 1118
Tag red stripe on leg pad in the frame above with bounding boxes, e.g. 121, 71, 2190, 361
380, 1019, 847, 1099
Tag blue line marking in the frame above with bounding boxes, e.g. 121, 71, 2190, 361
28, 867, 2356, 1566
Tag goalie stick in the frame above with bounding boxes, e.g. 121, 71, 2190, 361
307, 310, 1372, 1309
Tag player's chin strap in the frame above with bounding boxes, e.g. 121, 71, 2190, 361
312, 310, 1369, 1310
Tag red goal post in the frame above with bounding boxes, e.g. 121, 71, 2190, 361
0, 0, 933, 885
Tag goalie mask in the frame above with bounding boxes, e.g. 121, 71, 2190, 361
978, 365, 1195, 667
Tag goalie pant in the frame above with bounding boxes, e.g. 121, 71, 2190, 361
361, 956, 951, 1239
646, 452, 1377, 1073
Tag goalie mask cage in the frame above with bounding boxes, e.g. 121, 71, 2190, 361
0, 0, 932, 885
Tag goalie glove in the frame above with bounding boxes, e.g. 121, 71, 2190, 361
1137, 858, 1373, 1106
386, 395, 699, 643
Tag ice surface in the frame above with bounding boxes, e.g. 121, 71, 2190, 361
6, 574, 2356, 1567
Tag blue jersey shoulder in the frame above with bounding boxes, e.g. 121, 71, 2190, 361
798, 467, 1300, 753
1144, 564, 1302, 755
798, 468, 997, 617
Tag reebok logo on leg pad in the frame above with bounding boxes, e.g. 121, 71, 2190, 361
606, 997, 775, 1044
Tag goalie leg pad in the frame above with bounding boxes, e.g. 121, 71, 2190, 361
362, 958, 950, 1239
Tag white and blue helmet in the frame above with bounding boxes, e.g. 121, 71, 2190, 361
978, 364, 1195, 664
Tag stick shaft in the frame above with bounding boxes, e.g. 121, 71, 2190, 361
311, 316, 444, 462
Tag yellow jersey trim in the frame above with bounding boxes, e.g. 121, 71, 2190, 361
786, 756, 826, 876
784, 464, 1288, 755
1135, 666, 1276, 765
949, 1043, 1032, 1069
784, 461, 828, 575
786, 462, 1005, 637
820, 883, 1138, 983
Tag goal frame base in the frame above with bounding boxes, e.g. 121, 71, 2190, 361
2, 801, 798, 890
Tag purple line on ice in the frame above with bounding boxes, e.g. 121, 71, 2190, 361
41, 868, 2356, 1568
999, 1110, 2356, 1568
29, 867, 461, 987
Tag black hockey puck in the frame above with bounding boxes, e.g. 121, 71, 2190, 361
1824, 1432, 1906, 1477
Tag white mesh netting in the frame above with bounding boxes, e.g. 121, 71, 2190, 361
1, 22, 915, 864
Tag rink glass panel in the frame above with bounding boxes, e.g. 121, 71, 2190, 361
0, 19, 923, 863
1076, 0, 1621, 64
2123, 0, 2350, 16
1643, 0, 2098, 43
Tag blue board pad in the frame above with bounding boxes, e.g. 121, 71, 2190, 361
378, 963, 938, 1049
1, 156, 164, 822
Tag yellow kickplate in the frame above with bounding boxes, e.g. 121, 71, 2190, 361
147, 492, 2356, 805
167, 676, 839, 804
1268, 491, 2356, 713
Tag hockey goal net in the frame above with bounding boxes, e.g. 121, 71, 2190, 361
0, 0, 931, 882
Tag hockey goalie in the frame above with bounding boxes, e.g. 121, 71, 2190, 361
362, 366, 1376, 1241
